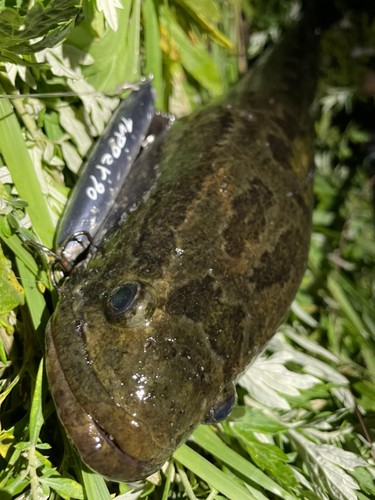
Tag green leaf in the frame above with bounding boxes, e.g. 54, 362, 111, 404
123, 0, 141, 82
0, 182, 12, 202
44, 111, 64, 141
175, 0, 233, 49
160, 6, 223, 95
244, 440, 297, 489
349, 468, 375, 496
353, 380, 375, 411
174, 445, 256, 500
177, 0, 221, 23
0, 216, 11, 238
16, 257, 49, 336
232, 408, 287, 434
0, 230, 47, 281
79, 460, 111, 500
83, 0, 132, 91
29, 358, 44, 446
0, 0, 80, 55
40, 476, 85, 500
143, 0, 163, 109
0, 85, 54, 247
0, 243, 24, 314
0, 336, 7, 365
328, 275, 375, 384
192, 426, 297, 500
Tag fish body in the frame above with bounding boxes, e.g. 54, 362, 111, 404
46, 17, 318, 481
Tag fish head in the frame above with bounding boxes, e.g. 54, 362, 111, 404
46, 248, 233, 482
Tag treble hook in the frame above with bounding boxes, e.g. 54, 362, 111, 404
23, 230, 103, 292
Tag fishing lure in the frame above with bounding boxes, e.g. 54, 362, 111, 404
56, 82, 157, 261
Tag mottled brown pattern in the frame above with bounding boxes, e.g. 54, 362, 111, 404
46, 16, 319, 483
252, 228, 300, 291
224, 179, 273, 258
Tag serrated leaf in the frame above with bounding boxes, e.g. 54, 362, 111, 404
349, 467, 375, 496
0, 243, 24, 314
96, 0, 123, 32
0, 0, 80, 55
267, 333, 348, 385
83, 0, 132, 91
314, 445, 367, 470
59, 107, 92, 156
232, 408, 287, 434
244, 440, 298, 489
61, 141, 83, 174
281, 326, 339, 363
239, 352, 320, 410
40, 476, 84, 500
289, 430, 363, 500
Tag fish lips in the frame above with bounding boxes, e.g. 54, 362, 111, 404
45, 320, 165, 482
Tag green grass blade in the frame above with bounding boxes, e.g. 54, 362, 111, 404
174, 445, 256, 500
124, 0, 141, 82
29, 359, 44, 446
0, 85, 54, 248
160, 7, 223, 95
0, 230, 48, 282
144, 0, 163, 110
16, 257, 49, 350
192, 426, 297, 500
327, 275, 367, 337
79, 461, 111, 500
161, 461, 174, 500
29, 358, 44, 499
175, 0, 233, 49
0, 371, 21, 406
327, 274, 375, 383
0, 336, 7, 364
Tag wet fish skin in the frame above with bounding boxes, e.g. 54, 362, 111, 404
46, 18, 318, 481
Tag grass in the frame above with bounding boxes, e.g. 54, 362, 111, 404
0, 0, 375, 499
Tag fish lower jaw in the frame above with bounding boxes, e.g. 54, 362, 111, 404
92, 419, 152, 470
45, 322, 165, 482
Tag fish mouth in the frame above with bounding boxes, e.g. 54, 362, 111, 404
93, 420, 150, 469
45, 319, 164, 482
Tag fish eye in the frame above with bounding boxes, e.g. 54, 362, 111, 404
105, 280, 157, 328
204, 391, 236, 424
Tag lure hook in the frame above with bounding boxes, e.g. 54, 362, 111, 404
23, 230, 102, 292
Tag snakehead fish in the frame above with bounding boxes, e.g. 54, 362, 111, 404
46, 13, 319, 481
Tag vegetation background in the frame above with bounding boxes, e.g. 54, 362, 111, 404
0, 0, 374, 499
